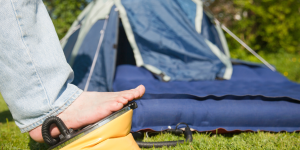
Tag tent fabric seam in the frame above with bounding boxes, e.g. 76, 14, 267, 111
215, 24, 231, 57
192, 0, 203, 33
205, 39, 232, 79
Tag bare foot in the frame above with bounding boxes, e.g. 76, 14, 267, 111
29, 85, 145, 143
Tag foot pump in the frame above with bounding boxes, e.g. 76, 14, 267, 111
42, 102, 193, 149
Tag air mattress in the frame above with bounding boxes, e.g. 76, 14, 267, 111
113, 64, 300, 132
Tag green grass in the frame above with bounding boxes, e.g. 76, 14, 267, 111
0, 94, 49, 150
230, 49, 300, 83
139, 132, 300, 150
1, 51, 300, 149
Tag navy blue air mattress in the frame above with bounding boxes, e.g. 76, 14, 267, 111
113, 64, 300, 133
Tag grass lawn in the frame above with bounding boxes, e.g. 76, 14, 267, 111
0, 52, 299, 149
230, 49, 300, 83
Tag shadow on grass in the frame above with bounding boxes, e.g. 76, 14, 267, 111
0, 110, 13, 123
28, 138, 49, 150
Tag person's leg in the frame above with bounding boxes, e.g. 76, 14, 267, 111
0, 0, 145, 142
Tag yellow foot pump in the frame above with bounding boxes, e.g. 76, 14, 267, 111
42, 102, 140, 150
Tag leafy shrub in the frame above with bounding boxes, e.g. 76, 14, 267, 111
209, 0, 300, 54
44, 0, 89, 39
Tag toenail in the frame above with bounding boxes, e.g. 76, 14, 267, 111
118, 102, 123, 107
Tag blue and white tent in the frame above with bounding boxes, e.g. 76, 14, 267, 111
62, 0, 300, 133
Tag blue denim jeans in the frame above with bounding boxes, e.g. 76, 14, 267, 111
0, 0, 83, 133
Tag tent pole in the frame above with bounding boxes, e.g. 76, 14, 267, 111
84, 15, 109, 91
214, 19, 276, 72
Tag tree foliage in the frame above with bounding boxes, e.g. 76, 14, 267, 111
209, 0, 300, 54
43, 0, 89, 39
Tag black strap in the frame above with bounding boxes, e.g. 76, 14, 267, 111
134, 122, 193, 148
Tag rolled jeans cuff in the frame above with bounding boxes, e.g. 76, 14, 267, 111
19, 85, 83, 133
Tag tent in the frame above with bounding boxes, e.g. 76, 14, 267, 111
62, 0, 300, 133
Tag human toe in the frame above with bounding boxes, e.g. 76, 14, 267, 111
136, 85, 145, 98
130, 88, 141, 99
116, 97, 128, 105
110, 101, 124, 111
121, 93, 135, 100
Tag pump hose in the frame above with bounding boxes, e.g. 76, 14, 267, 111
135, 122, 193, 148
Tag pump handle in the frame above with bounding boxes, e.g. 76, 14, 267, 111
42, 116, 72, 146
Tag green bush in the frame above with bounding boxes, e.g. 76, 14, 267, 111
214, 0, 300, 54
44, 0, 89, 39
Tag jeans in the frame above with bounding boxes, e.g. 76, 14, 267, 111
0, 0, 83, 133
